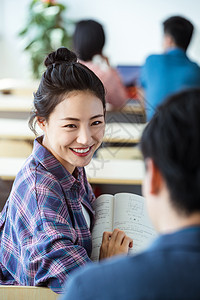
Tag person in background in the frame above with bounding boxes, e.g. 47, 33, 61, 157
0, 47, 132, 294
60, 88, 200, 300
73, 19, 128, 109
139, 15, 200, 120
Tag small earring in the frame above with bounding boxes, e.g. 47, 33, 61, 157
38, 118, 45, 127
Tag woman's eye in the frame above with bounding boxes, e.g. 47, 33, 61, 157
64, 124, 77, 128
92, 121, 102, 126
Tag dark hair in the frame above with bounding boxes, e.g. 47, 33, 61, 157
163, 16, 194, 51
29, 47, 106, 134
73, 20, 105, 61
141, 88, 200, 214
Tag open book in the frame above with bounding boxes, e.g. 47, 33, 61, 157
91, 193, 157, 261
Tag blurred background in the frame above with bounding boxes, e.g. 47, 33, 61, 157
1, 0, 200, 80
0, 0, 200, 209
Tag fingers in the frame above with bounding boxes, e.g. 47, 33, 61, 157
109, 228, 126, 246
110, 229, 133, 247
101, 231, 112, 243
99, 231, 113, 260
129, 240, 133, 248
122, 235, 133, 249
99, 228, 133, 260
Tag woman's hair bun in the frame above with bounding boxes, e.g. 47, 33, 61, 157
44, 47, 77, 67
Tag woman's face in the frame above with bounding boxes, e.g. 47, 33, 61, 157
38, 90, 105, 174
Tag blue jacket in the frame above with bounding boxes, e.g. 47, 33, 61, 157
140, 48, 200, 120
61, 227, 200, 300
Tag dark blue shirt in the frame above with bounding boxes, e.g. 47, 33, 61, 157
61, 226, 200, 300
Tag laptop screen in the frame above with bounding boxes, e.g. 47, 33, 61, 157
117, 65, 141, 87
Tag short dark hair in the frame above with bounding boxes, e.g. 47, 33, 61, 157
73, 19, 105, 61
141, 88, 200, 214
163, 16, 194, 51
29, 47, 105, 134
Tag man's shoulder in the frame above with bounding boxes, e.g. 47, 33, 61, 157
65, 252, 158, 287
62, 242, 200, 300
144, 53, 169, 65
61, 251, 167, 300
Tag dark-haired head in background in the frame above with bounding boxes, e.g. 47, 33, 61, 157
139, 15, 200, 121
163, 15, 193, 51
73, 19, 128, 109
61, 88, 200, 300
0, 47, 133, 294
73, 20, 105, 61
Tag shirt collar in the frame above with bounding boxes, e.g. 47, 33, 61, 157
32, 136, 84, 190
166, 47, 186, 56
148, 226, 200, 251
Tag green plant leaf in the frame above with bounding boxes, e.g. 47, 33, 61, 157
18, 0, 73, 78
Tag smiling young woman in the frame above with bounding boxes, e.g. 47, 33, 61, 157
0, 47, 132, 294
38, 90, 105, 174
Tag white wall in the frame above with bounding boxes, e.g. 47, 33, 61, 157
1, 0, 200, 79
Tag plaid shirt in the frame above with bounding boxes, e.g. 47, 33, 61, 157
0, 137, 96, 293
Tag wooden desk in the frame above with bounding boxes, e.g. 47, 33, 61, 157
104, 122, 146, 143
0, 94, 33, 112
0, 157, 26, 180
106, 100, 145, 114
0, 118, 37, 140
0, 118, 146, 144
106, 100, 146, 124
0, 78, 38, 96
0, 157, 144, 185
86, 158, 144, 184
0, 94, 143, 114
0, 285, 57, 300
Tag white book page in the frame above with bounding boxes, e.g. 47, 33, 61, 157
113, 193, 157, 255
91, 194, 114, 261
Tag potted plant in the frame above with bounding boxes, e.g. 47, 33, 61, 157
19, 0, 73, 79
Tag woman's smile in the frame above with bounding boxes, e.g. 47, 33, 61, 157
70, 145, 94, 156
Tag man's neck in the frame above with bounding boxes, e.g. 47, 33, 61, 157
153, 190, 200, 234
158, 210, 200, 234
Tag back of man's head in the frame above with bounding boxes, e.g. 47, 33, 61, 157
141, 88, 200, 215
163, 16, 194, 51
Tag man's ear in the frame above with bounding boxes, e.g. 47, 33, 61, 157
145, 158, 164, 195
36, 117, 46, 131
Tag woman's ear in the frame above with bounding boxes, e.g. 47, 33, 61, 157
36, 117, 46, 131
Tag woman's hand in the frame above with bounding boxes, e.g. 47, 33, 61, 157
99, 228, 133, 260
